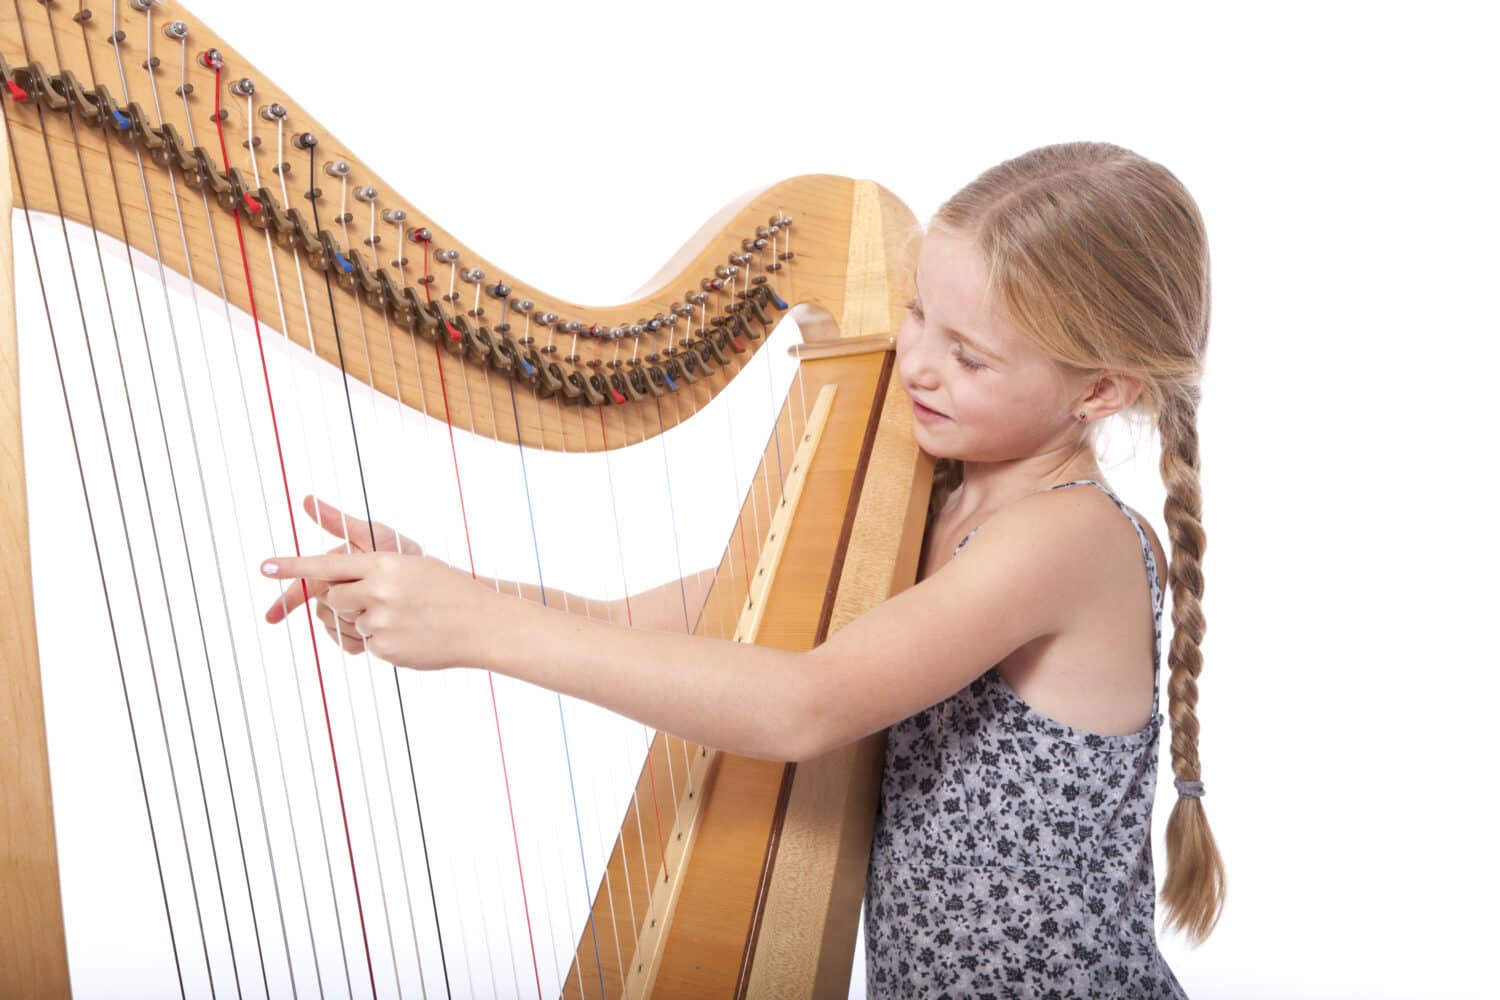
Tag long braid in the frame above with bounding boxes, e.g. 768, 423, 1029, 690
1157, 386, 1226, 942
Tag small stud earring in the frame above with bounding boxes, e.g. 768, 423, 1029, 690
1076, 412, 1087, 422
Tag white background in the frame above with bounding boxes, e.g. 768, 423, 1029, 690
11, 1, 1500, 998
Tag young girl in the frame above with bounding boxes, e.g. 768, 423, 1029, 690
263, 141, 1224, 996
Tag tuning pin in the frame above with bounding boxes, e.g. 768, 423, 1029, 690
324, 160, 352, 178
434, 248, 459, 264
354, 185, 378, 202
229, 78, 255, 98
382, 208, 407, 224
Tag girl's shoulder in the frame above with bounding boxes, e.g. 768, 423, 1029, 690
950, 483, 1167, 735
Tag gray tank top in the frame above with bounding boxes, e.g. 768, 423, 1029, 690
864, 479, 1187, 998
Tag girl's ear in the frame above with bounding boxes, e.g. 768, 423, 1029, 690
1080, 371, 1144, 418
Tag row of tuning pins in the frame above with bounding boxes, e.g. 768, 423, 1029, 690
172, 29, 794, 368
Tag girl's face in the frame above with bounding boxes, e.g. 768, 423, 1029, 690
896, 229, 1090, 466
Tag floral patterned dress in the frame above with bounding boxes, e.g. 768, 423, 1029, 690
864, 480, 1187, 998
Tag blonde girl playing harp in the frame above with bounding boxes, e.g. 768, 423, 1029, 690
264, 140, 1225, 996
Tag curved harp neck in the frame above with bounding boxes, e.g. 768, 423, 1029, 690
2, 0, 915, 454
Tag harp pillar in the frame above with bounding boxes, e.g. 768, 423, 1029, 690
1, 106, 74, 1000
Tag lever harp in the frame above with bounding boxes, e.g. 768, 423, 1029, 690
2, 1, 931, 996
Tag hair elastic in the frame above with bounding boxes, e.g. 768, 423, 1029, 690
1174, 778, 1205, 799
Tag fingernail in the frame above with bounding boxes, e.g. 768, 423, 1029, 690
262, 561, 277, 576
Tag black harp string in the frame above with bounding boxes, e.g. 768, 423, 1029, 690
1, 51, 192, 1000
15, 2, 233, 994
324, 159, 449, 1000
299, 137, 425, 999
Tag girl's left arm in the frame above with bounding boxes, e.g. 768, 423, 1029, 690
261, 488, 1106, 761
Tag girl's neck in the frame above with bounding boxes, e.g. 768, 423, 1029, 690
947, 446, 1104, 525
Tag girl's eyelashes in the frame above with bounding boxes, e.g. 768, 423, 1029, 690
908, 297, 985, 370
951, 345, 985, 371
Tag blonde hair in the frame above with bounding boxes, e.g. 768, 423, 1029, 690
932, 142, 1225, 943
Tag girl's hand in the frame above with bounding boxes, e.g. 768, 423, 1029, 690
261, 551, 493, 670
264, 496, 422, 625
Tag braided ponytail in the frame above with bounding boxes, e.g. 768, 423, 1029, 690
1157, 387, 1226, 942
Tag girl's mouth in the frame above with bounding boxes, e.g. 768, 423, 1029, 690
911, 398, 948, 423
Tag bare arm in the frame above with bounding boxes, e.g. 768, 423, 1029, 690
458, 490, 1099, 760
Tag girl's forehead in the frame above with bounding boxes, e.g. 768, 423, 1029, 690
915, 231, 1022, 340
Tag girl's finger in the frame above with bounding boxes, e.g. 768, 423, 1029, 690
305, 493, 420, 556
323, 581, 367, 618
260, 552, 375, 583
265, 575, 331, 624
303, 495, 372, 546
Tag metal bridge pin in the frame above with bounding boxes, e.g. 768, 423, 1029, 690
434, 248, 459, 264
229, 78, 255, 98
163, 19, 187, 40
324, 160, 351, 178
382, 208, 407, 224
354, 185, 378, 202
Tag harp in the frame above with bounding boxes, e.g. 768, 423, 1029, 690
1, 1, 931, 996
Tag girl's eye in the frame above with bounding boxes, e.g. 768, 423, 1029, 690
951, 345, 984, 371
906, 298, 924, 319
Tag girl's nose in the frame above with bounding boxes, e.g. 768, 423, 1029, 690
896, 317, 938, 390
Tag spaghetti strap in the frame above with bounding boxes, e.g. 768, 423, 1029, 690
1048, 480, 1165, 711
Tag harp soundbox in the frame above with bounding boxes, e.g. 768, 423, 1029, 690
1, 2, 931, 996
